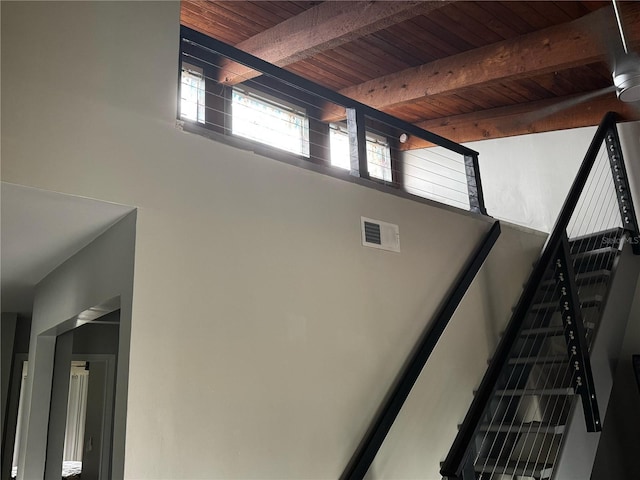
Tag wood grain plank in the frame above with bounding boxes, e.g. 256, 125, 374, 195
218, 1, 448, 84
406, 93, 639, 146
324, 4, 639, 120
461, 3, 522, 39
439, 3, 504, 46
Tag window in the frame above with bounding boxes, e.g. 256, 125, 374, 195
231, 87, 310, 157
180, 63, 206, 124
329, 124, 393, 182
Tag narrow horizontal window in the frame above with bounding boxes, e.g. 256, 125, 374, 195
180, 63, 206, 124
232, 87, 310, 157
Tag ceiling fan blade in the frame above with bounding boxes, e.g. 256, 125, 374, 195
518, 86, 616, 125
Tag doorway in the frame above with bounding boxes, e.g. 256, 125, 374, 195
9, 311, 119, 480
47, 314, 119, 480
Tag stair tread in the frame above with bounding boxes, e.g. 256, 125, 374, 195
475, 458, 554, 477
508, 355, 567, 365
469, 232, 618, 480
571, 246, 618, 260
521, 321, 595, 337
540, 269, 611, 288
479, 421, 565, 434
496, 387, 574, 396
530, 294, 603, 312
575, 269, 611, 280
568, 228, 623, 245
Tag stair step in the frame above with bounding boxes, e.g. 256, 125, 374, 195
521, 321, 595, 337
569, 229, 623, 254
540, 269, 611, 289
495, 387, 574, 396
571, 246, 617, 270
479, 422, 565, 435
508, 355, 567, 365
475, 459, 554, 478
572, 245, 618, 258
521, 325, 564, 336
530, 295, 603, 313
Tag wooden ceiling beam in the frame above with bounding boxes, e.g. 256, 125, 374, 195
324, 3, 640, 121
401, 93, 640, 148
217, 1, 448, 85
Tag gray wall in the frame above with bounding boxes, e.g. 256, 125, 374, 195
15, 213, 135, 480
591, 277, 640, 478
1, 313, 18, 440
588, 115, 640, 480
1, 314, 30, 480
1, 2, 550, 478
73, 319, 120, 356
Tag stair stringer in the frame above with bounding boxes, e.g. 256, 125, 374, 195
552, 240, 640, 480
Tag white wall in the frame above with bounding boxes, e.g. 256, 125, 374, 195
1, 2, 547, 479
461, 122, 640, 234
466, 127, 597, 231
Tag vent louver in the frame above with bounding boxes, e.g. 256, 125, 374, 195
363, 221, 382, 245
361, 217, 400, 252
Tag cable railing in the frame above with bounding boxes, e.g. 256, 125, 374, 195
178, 26, 486, 215
441, 112, 639, 480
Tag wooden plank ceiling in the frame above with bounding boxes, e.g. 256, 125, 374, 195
181, 1, 640, 145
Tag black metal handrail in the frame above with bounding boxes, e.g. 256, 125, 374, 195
440, 111, 639, 479
179, 26, 487, 215
341, 220, 501, 480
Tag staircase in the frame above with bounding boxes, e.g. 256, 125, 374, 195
340, 113, 639, 480
440, 112, 640, 480
471, 228, 623, 479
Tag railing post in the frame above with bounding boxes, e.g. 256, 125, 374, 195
464, 153, 487, 215
346, 108, 369, 179
459, 454, 476, 480
604, 116, 640, 253
555, 235, 601, 432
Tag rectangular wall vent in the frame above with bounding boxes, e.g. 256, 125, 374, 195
361, 217, 400, 252
363, 221, 382, 245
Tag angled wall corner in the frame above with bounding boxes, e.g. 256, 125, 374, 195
16, 211, 136, 480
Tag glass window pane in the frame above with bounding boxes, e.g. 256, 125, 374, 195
181, 64, 205, 124
329, 126, 350, 170
367, 140, 393, 182
329, 124, 392, 181
231, 88, 310, 157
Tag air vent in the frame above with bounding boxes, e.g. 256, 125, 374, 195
364, 221, 381, 245
361, 217, 400, 252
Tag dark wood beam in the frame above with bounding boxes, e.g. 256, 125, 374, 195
324, 3, 640, 121
216, 1, 447, 85
401, 93, 640, 148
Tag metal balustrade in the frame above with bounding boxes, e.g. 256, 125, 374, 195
179, 26, 486, 215
441, 112, 640, 480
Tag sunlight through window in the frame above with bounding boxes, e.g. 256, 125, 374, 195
232, 88, 310, 157
180, 63, 206, 124
329, 124, 393, 182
